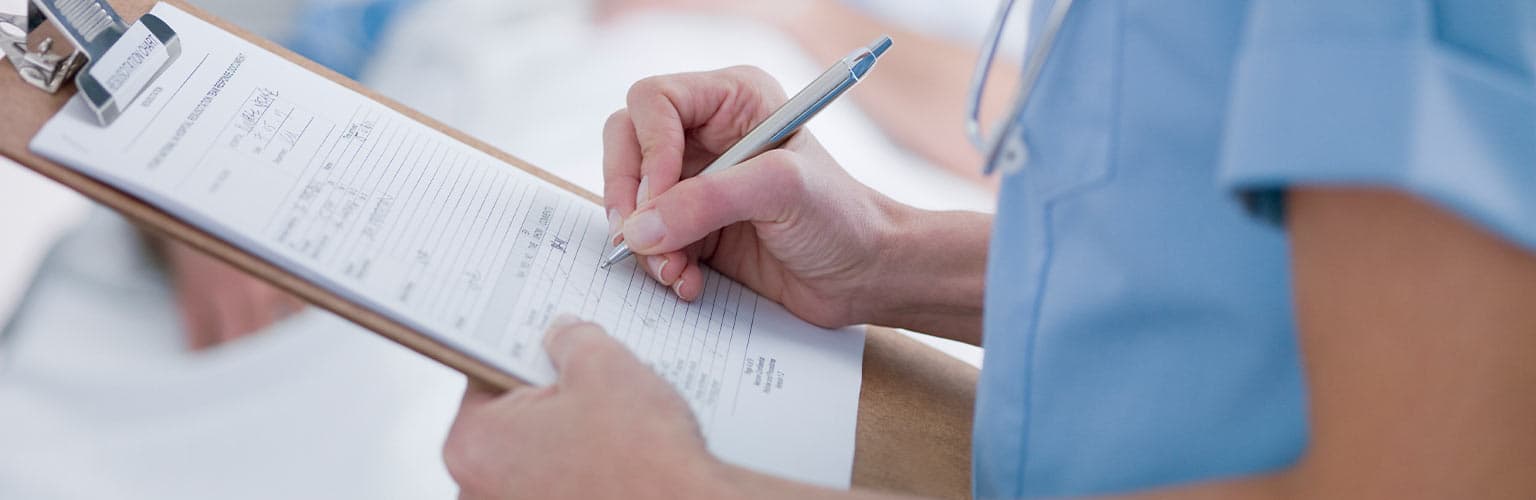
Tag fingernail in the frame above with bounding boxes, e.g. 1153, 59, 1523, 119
636, 176, 651, 206
672, 279, 686, 299
648, 255, 670, 284
622, 210, 666, 250
607, 208, 623, 246
550, 313, 582, 330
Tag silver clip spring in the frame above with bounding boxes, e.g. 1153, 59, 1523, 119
2, 0, 180, 125
0, 0, 91, 93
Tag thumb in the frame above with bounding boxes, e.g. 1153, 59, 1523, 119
619, 149, 806, 255
542, 315, 643, 388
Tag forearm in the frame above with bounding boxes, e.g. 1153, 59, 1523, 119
863, 206, 989, 345
769, 1, 1016, 185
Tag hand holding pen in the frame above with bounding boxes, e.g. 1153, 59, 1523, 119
603, 36, 891, 270
598, 38, 938, 331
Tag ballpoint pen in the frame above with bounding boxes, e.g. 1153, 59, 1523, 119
600, 35, 894, 269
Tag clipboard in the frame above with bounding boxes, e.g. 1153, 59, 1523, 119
0, 1, 977, 496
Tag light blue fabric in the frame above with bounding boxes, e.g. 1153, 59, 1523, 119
285, 0, 418, 79
976, 1, 1535, 498
1221, 0, 1536, 245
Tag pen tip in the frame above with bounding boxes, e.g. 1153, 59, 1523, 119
869, 36, 893, 58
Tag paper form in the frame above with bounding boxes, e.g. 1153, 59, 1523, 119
29, 4, 864, 488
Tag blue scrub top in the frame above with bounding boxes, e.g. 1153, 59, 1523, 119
976, 1, 1536, 498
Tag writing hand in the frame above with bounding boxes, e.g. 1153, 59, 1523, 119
602, 66, 912, 328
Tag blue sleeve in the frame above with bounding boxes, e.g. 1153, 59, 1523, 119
1219, 0, 1536, 250
285, 0, 418, 79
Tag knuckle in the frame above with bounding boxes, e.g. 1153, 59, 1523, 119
578, 325, 620, 354
691, 174, 729, 205
723, 64, 771, 83
626, 74, 674, 104
557, 325, 617, 367
500, 386, 547, 409
441, 438, 465, 475
560, 353, 598, 377
723, 65, 786, 103
441, 427, 481, 485
684, 177, 733, 224
602, 109, 631, 134
638, 139, 681, 164
758, 150, 809, 196
588, 339, 632, 369
626, 76, 658, 99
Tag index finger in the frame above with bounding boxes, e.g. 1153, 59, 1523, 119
602, 109, 643, 241
623, 67, 787, 210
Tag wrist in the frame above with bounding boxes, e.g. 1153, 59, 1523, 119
863, 203, 991, 344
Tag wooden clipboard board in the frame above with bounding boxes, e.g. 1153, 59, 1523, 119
0, 1, 977, 496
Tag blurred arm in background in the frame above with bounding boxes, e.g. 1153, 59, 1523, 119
144, 233, 304, 350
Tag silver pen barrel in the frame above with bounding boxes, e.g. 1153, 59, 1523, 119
701, 44, 878, 175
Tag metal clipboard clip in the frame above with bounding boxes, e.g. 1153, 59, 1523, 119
1, 0, 180, 125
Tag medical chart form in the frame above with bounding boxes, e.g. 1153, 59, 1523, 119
29, 4, 864, 488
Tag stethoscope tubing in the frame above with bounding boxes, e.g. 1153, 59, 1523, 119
969, 0, 1077, 175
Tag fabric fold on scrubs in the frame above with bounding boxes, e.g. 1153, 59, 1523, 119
1219, 0, 1536, 251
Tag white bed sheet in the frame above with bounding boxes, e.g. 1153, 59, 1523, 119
0, 212, 464, 499
0, 158, 88, 328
